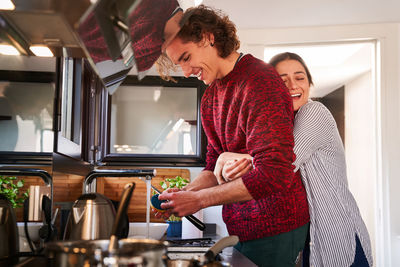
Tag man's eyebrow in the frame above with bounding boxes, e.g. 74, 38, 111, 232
177, 52, 188, 64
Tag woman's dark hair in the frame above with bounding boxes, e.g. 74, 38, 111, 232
269, 52, 313, 85
156, 5, 240, 81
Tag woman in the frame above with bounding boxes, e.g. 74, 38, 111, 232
155, 6, 310, 267
215, 52, 373, 267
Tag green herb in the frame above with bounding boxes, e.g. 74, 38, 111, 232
159, 176, 189, 222
0, 176, 29, 208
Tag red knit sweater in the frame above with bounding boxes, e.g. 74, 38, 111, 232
201, 54, 309, 241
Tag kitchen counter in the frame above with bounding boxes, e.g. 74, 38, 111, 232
220, 246, 257, 266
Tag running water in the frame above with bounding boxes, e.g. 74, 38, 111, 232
145, 177, 151, 238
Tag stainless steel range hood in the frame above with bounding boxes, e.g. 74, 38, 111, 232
0, 0, 91, 57
1, 0, 183, 95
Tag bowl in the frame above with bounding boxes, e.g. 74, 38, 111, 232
17, 222, 43, 241
128, 222, 168, 240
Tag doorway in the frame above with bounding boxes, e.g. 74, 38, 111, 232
264, 40, 379, 264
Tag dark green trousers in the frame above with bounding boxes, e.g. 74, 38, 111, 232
234, 223, 309, 267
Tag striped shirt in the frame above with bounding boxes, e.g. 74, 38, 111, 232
293, 100, 373, 267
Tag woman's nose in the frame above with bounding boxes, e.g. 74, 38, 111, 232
287, 79, 298, 90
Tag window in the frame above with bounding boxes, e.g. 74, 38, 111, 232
99, 76, 207, 166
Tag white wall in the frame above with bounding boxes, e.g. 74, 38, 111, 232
345, 71, 377, 261
237, 23, 400, 267
186, 167, 229, 237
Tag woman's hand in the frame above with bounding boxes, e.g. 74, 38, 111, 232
214, 152, 253, 184
222, 158, 253, 181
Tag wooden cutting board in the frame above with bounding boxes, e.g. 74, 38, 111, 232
96, 168, 190, 222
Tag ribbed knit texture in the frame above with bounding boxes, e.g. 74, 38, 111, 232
201, 54, 309, 241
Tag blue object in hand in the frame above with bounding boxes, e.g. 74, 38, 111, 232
151, 194, 167, 212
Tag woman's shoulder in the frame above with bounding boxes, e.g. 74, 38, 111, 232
298, 100, 332, 116
296, 100, 336, 125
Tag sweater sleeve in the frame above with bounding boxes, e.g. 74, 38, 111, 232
293, 101, 336, 171
240, 73, 297, 200
204, 142, 218, 172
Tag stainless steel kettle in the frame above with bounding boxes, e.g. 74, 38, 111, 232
63, 193, 116, 241
0, 194, 19, 262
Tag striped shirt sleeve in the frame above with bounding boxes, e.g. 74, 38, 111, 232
293, 100, 336, 172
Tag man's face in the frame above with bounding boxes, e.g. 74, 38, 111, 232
165, 37, 220, 85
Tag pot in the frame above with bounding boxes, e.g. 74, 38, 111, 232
167, 235, 239, 267
46, 238, 168, 267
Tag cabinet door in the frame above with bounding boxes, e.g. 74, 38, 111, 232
54, 57, 85, 160
0, 54, 55, 165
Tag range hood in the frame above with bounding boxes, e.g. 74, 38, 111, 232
0, 0, 183, 95
0, 0, 91, 57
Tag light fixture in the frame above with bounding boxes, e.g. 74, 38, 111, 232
0, 44, 20, 55
29, 45, 54, 57
0, 0, 15, 10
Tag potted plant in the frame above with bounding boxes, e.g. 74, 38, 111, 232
159, 176, 189, 238
0, 175, 29, 208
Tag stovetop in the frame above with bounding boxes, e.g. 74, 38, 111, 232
166, 237, 215, 247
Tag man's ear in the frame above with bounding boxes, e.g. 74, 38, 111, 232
201, 33, 215, 47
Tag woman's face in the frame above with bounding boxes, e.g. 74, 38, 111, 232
275, 59, 310, 111
165, 36, 220, 85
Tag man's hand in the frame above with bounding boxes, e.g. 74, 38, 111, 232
158, 189, 204, 217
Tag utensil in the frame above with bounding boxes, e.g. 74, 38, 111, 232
199, 235, 239, 265
0, 194, 19, 264
150, 185, 205, 231
63, 193, 116, 241
108, 183, 135, 253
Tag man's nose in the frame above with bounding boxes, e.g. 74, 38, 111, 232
181, 65, 192, 78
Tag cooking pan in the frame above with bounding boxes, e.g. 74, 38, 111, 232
45, 183, 168, 267
167, 235, 239, 267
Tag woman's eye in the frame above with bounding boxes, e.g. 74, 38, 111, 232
183, 55, 190, 62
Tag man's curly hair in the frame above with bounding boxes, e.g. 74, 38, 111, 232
156, 5, 240, 81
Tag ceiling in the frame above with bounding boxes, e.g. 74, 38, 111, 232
200, 0, 400, 29
183, 0, 399, 97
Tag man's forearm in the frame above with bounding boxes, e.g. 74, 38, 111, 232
185, 170, 218, 191
197, 178, 253, 208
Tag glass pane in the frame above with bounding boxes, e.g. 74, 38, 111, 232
110, 85, 198, 155
0, 81, 55, 152
60, 57, 74, 141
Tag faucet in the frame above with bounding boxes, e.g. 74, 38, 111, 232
0, 167, 53, 216
0, 167, 53, 196
82, 168, 157, 193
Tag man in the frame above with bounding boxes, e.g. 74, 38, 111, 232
156, 5, 309, 266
